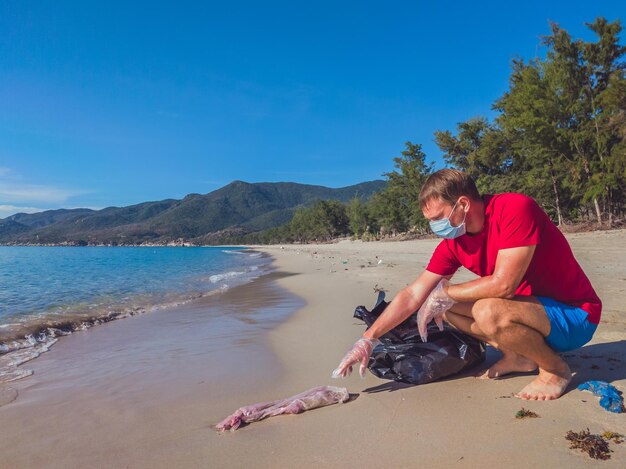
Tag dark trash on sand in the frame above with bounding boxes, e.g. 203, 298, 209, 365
353, 292, 486, 385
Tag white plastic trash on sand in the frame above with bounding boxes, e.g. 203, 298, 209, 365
215, 386, 350, 432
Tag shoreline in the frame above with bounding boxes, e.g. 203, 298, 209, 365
1, 223, 624, 248
0, 267, 306, 467
0, 246, 270, 385
0, 263, 298, 386
0, 231, 625, 467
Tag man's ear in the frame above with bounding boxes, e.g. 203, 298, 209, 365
459, 195, 471, 212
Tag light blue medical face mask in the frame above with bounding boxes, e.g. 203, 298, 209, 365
429, 200, 467, 239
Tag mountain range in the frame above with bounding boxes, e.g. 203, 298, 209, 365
0, 180, 386, 245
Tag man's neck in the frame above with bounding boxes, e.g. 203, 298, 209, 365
466, 199, 485, 235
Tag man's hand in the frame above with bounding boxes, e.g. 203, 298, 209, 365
417, 279, 456, 342
332, 338, 381, 378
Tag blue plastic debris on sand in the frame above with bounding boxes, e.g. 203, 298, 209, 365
578, 380, 624, 413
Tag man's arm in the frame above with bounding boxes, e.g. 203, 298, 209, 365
332, 269, 445, 378
362, 269, 444, 340
446, 245, 536, 302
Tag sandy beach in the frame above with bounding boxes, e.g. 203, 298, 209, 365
1, 230, 625, 468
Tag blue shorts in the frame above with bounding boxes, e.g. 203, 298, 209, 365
538, 296, 597, 352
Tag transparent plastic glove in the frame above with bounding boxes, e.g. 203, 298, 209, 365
417, 279, 456, 343
332, 338, 381, 379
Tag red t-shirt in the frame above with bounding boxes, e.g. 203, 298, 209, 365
426, 193, 602, 324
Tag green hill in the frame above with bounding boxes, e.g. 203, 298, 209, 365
0, 180, 386, 245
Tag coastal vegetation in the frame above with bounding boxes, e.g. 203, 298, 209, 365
243, 17, 626, 244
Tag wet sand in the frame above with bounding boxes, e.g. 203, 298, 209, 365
1, 230, 625, 468
0, 273, 303, 468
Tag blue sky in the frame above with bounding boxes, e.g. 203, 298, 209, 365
0, 1, 623, 217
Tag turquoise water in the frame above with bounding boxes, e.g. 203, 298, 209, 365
0, 246, 270, 363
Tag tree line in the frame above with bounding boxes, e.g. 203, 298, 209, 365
237, 18, 626, 245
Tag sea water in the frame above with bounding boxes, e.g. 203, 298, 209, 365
0, 246, 271, 383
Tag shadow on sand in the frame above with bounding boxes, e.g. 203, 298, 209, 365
362, 340, 626, 395
562, 339, 626, 387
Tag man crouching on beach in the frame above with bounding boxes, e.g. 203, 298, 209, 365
333, 169, 602, 400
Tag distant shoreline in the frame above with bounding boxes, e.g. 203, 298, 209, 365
0, 242, 246, 247
1, 221, 624, 248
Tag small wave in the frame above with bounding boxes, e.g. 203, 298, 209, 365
209, 271, 246, 283
0, 338, 57, 384
0, 368, 33, 385
221, 250, 245, 255
0, 324, 20, 329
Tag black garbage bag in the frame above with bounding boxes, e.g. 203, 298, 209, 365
354, 292, 486, 385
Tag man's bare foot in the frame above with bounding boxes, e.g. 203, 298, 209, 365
515, 364, 572, 400
478, 352, 537, 379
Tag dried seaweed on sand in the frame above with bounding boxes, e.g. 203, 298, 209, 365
515, 408, 539, 419
565, 429, 612, 460
601, 431, 624, 444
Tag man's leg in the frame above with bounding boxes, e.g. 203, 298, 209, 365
445, 303, 538, 378
444, 303, 490, 343
444, 296, 571, 400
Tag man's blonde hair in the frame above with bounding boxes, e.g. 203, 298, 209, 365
418, 169, 481, 208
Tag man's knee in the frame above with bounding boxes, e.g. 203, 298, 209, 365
473, 298, 510, 336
